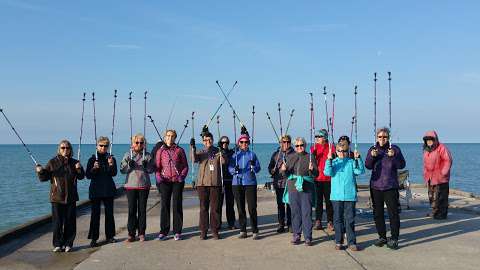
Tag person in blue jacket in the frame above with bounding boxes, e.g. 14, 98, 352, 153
228, 133, 261, 240
324, 141, 365, 251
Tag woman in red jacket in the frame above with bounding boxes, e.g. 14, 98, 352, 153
311, 129, 335, 231
423, 131, 452, 220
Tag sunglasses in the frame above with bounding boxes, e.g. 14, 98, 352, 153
377, 136, 388, 139
336, 150, 349, 153
424, 137, 435, 141
203, 139, 213, 142
60, 146, 71, 150
314, 136, 325, 139
221, 141, 229, 144
98, 145, 109, 148
281, 141, 291, 144
295, 144, 305, 148
239, 141, 250, 144
135, 141, 144, 145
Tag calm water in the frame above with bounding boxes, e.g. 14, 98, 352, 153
0, 143, 478, 233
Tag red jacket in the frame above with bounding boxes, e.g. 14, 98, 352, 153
423, 131, 452, 185
155, 144, 189, 183
311, 143, 335, 182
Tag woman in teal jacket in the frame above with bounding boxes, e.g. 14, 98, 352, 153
324, 141, 365, 251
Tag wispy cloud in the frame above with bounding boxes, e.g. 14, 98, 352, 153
289, 23, 348, 33
106, 44, 142, 50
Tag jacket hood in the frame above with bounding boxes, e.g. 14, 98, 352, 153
423, 130, 440, 151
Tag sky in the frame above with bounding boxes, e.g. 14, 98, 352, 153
0, 0, 479, 144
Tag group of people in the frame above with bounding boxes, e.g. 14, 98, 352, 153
34, 125, 452, 253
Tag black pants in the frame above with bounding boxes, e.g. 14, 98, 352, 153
219, 181, 236, 227
371, 188, 400, 240
51, 202, 76, 247
126, 189, 150, 237
233, 185, 258, 233
88, 197, 116, 241
157, 181, 184, 235
428, 181, 449, 219
315, 181, 334, 223
197, 186, 222, 234
274, 187, 291, 226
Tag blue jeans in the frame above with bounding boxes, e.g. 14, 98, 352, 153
332, 201, 356, 246
289, 188, 313, 241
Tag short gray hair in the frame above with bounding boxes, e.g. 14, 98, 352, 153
376, 127, 390, 138
294, 137, 307, 146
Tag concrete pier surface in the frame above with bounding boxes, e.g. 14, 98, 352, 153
1, 186, 479, 270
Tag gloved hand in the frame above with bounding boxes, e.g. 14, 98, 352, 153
142, 159, 148, 169
240, 125, 249, 136
128, 159, 136, 168
234, 165, 240, 174
249, 160, 255, 168
200, 125, 209, 137
190, 138, 196, 147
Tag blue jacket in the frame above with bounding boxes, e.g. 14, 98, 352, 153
228, 149, 261, 186
324, 157, 365, 201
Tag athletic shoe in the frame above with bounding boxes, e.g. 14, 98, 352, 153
156, 233, 167, 241
174, 234, 182, 241
64, 246, 72, 253
327, 222, 334, 231
291, 234, 300, 245
125, 236, 135, 243
276, 225, 285, 233
349, 245, 360, 251
374, 238, 387, 247
238, 232, 247, 239
252, 233, 259, 240
139, 235, 145, 242
213, 233, 220, 240
335, 244, 343, 250
52, 247, 62, 253
89, 240, 98, 248
304, 239, 313, 246
107, 238, 117, 244
387, 239, 399, 250
313, 220, 323, 230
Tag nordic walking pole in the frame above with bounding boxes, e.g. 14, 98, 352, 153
388, 71, 392, 149
143, 91, 147, 160
191, 111, 196, 188
285, 109, 295, 135
110, 89, 118, 155
350, 116, 355, 144
129, 91, 133, 158
252, 105, 255, 152
309, 92, 314, 164
0, 108, 38, 165
216, 115, 221, 141
216, 80, 245, 127
266, 112, 280, 142
331, 93, 336, 142
164, 98, 177, 133
278, 103, 283, 136
78, 92, 86, 160
92, 92, 98, 160
147, 115, 164, 141
204, 81, 238, 129
233, 110, 239, 174
374, 72, 377, 147
323, 87, 330, 135
216, 115, 224, 185
354, 85, 358, 151
177, 119, 189, 144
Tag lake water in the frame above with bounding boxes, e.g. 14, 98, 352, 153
0, 143, 478, 233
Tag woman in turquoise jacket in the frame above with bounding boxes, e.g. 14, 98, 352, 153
324, 141, 365, 251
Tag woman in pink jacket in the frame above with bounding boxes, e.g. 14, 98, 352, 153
423, 131, 452, 220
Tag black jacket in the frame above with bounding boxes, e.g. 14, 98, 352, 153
86, 153, 118, 199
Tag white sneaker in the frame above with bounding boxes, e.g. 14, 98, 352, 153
64, 246, 72, 252
52, 247, 62, 253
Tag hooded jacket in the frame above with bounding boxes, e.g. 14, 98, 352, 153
311, 143, 336, 182
423, 131, 452, 185
365, 143, 406, 191
37, 155, 85, 203
228, 149, 261, 186
324, 157, 365, 201
154, 144, 189, 183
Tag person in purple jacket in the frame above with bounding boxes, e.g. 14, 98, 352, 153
365, 127, 406, 250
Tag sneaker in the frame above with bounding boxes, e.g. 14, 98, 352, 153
238, 232, 247, 239
313, 220, 323, 230
349, 245, 360, 251
139, 235, 145, 242
276, 225, 285, 233
156, 233, 167, 241
327, 222, 334, 232
212, 233, 220, 240
304, 239, 313, 246
335, 244, 343, 250
107, 238, 117, 244
252, 233, 259, 240
64, 246, 72, 253
89, 240, 98, 248
52, 247, 62, 253
174, 234, 182, 241
374, 238, 387, 247
291, 234, 300, 245
125, 236, 135, 243
387, 239, 399, 250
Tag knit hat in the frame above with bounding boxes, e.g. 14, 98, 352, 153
237, 134, 250, 144
315, 129, 328, 138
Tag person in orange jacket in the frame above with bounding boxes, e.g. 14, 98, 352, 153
423, 131, 453, 219
310, 129, 335, 231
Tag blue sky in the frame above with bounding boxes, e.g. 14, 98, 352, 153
0, 0, 479, 144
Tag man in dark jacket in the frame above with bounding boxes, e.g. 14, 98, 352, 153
268, 135, 294, 233
365, 127, 406, 250
86, 136, 118, 247
218, 136, 237, 230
